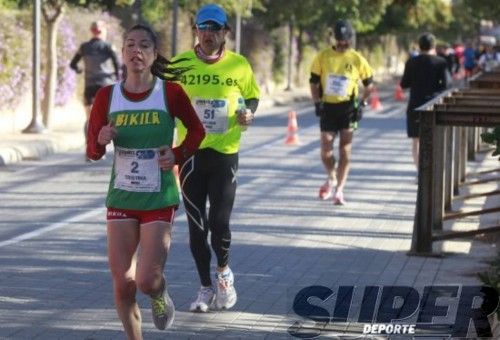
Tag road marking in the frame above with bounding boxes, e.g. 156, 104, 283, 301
0, 107, 313, 247
0, 207, 104, 248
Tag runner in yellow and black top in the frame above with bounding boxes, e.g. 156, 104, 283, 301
310, 19, 373, 205
172, 3, 260, 313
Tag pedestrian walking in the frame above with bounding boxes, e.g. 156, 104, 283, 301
309, 19, 373, 205
172, 3, 260, 313
86, 24, 205, 338
463, 40, 478, 78
70, 20, 120, 160
400, 32, 449, 172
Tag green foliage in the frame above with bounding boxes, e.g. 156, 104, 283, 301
141, 0, 169, 24
271, 30, 285, 84
0, 0, 17, 9
481, 127, 500, 160
377, 0, 453, 34
477, 251, 500, 317
459, 0, 500, 23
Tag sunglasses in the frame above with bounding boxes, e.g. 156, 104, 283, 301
196, 23, 224, 32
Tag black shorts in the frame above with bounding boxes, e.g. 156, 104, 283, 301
83, 85, 102, 106
406, 110, 420, 138
320, 101, 355, 132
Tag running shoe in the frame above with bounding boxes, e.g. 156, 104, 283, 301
318, 181, 334, 200
150, 288, 175, 330
214, 268, 237, 310
189, 286, 215, 313
333, 190, 346, 205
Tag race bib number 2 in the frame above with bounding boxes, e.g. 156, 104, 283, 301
193, 98, 229, 134
114, 148, 160, 192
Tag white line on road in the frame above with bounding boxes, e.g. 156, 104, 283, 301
1, 107, 314, 248
0, 207, 104, 248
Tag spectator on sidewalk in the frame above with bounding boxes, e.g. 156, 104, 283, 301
478, 39, 500, 72
171, 3, 260, 313
70, 20, 120, 160
86, 24, 205, 336
400, 32, 449, 173
309, 19, 373, 205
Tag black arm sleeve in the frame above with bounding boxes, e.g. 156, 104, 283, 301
309, 73, 321, 84
69, 52, 82, 73
362, 76, 373, 87
244, 98, 259, 114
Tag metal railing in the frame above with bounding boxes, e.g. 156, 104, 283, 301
409, 68, 500, 256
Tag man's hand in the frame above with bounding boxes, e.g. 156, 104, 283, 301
351, 99, 367, 122
314, 102, 324, 117
97, 121, 117, 146
237, 108, 254, 127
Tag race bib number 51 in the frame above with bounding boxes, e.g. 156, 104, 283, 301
193, 98, 229, 134
114, 147, 160, 192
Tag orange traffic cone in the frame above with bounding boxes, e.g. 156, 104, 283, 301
394, 84, 405, 101
285, 110, 301, 145
370, 88, 383, 111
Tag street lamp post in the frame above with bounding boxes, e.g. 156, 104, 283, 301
171, 0, 178, 56
23, 0, 46, 134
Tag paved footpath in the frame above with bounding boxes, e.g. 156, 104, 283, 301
0, 84, 498, 339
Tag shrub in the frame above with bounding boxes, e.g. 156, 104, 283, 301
0, 10, 31, 110
481, 127, 500, 161
54, 18, 77, 106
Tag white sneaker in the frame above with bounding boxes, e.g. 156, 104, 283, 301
214, 268, 237, 310
189, 286, 215, 313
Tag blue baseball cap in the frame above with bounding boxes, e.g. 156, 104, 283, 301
195, 4, 227, 26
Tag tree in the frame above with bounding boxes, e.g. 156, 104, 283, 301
40, 0, 64, 127
458, 0, 500, 23
376, 0, 453, 34
257, 0, 392, 88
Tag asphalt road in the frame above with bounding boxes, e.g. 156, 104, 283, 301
1, 95, 496, 339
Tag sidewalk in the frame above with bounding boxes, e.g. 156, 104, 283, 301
0, 98, 86, 166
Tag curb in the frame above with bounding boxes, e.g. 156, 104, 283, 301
0, 133, 84, 166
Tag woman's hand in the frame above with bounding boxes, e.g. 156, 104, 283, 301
158, 146, 176, 171
97, 121, 117, 146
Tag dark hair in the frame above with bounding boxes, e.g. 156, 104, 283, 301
418, 32, 435, 51
125, 24, 191, 81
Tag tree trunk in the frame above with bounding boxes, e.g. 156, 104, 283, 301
294, 26, 304, 87
235, 12, 242, 54
42, 20, 56, 127
285, 20, 294, 91
41, 1, 64, 129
